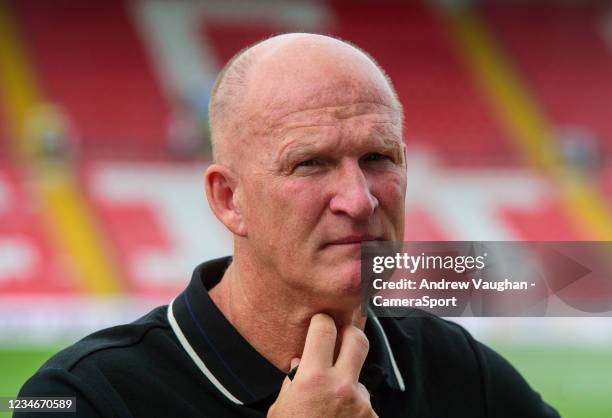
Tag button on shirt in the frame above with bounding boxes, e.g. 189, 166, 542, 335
17, 257, 560, 418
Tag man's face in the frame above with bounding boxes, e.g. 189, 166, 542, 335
235, 51, 406, 306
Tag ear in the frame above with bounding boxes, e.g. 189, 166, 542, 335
205, 164, 247, 237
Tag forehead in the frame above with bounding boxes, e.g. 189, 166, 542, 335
256, 61, 399, 122
270, 105, 403, 170
272, 100, 400, 139
234, 36, 403, 163
253, 90, 403, 167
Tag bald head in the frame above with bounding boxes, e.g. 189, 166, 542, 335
208, 33, 403, 164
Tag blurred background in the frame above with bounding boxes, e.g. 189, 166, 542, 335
0, 0, 611, 416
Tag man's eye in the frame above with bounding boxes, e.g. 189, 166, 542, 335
363, 153, 391, 162
296, 159, 322, 168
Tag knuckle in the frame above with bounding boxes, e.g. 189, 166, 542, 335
334, 380, 357, 402
300, 370, 329, 388
357, 382, 370, 398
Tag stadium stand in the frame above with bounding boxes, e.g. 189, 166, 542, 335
0, 165, 79, 295
0, 106, 8, 160
13, 0, 169, 159
2, 6, 611, 416
483, 2, 612, 157
329, 0, 519, 166
0, 0, 608, 295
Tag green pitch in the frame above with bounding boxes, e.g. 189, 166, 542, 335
0, 349, 57, 397
0, 348, 59, 416
0, 346, 610, 417
491, 345, 612, 418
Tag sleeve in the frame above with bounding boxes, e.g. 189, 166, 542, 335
14, 367, 129, 418
472, 341, 561, 418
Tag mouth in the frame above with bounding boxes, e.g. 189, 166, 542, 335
326, 235, 383, 246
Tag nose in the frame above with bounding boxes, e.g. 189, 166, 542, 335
329, 161, 379, 220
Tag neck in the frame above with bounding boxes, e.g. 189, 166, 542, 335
208, 259, 366, 372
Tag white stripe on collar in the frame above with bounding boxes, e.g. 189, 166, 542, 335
370, 313, 406, 392
167, 297, 244, 405
168, 295, 405, 400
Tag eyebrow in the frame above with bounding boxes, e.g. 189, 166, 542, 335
276, 129, 403, 169
374, 135, 404, 162
276, 141, 319, 168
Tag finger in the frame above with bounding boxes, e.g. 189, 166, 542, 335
334, 325, 369, 382
279, 359, 299, 393
300, 313, 337, 369
279, 375, 292, 394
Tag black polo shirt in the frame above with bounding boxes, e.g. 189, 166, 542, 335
17, 257, 559, 417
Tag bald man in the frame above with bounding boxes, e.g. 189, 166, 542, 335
17, 34, 559, 418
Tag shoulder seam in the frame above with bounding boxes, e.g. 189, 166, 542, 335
66, 316, 170, 372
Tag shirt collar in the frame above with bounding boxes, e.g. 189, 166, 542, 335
167, 257, 405, 406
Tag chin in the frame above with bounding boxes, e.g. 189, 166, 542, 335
311, 249, 364, 300
327, 259, 363, 297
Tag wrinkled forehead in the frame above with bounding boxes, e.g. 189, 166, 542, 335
242, 36, 401, 133
218, 35, 404, 171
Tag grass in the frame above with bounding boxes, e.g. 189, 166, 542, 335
492, 345, 612, 418
0, 348, 59, 416
0, 349, 58, 397
0, 345, 610, 417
